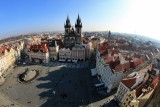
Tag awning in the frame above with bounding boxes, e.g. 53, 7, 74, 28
95, 83, 105, 91
91, 68, 97, 76
95, 82, 104, 87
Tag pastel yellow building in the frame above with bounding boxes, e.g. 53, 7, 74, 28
115, 65, 159, 107
0, 40, 25, 76
0, 47, 16, 76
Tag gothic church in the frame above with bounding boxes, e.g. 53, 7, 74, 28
64, 15, 82, 48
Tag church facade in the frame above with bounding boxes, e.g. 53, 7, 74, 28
64, 15, 82, 48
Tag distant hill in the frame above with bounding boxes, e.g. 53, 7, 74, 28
0, 35, 30, 44
1, 31, 160, 47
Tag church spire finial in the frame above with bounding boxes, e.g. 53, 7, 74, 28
66, 15, 70, 22
65, 15, 71, 28
75, 14, 82, 28
67, 15, 69, 19
77, 14, 81, 21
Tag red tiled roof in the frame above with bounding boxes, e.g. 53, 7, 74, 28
100, 50, 108, 57
0, 46, 11, 53
134, 58, 144, 66
135, 81, 146, 97
98, 43, 111, 52
112, 49, 119, 54
130, 58, 144, 69
122, 62, 130, 70
114, 62, 130, 73
0, 47, 5, 52
114, 64, 123, 72
104, 56, 113, 64
149, 75, 159, 89
121, 78, 136, 89
30, 44, 48, 53
98, 44, 105, 51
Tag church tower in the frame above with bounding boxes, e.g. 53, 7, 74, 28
64, 16, 71, 35
75, 14, 82, 35
108, 30, 111, 39
64, 15, 83, 48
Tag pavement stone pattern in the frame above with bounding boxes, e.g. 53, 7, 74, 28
42, 61, 89, 69
0, 60, 114, 107
0, 92, 22, 107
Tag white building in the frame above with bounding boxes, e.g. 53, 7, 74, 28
58, 43, 93, 62
11, 40, 25, 61
84, 42, 94, 59
59, 48, 72, 62
0, 47, 16, 76
96, 48, 124, 93
49, 40, 59, 61
95, 43, 144, 93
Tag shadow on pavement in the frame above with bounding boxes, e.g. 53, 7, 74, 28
36, 67, 106, 107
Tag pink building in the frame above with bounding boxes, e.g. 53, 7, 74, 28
71, 45, 85, 61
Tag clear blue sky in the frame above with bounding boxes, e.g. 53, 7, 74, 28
0, 0, 160, 40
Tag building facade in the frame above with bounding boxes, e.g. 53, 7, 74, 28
71, 45, 85, 61
48, 40, 59, 61
0, 40, 25, 76
28, 44, 49, 63
85, 42, 94, 59
59, 48, 72, 61
58, 44, 86, 62
0, 47, 16, 76
95, 42, 144, 93
115, 65, 159, 107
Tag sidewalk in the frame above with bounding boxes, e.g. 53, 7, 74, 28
3, 66, 14, 78
0, 68, 23, 107
0, 92, 22, 107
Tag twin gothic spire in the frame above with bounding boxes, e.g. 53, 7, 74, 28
64, 14, 82, 28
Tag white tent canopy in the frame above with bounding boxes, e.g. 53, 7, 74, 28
95, 82, 104, 87
90, 68, 97, 76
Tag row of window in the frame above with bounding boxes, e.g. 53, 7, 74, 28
30, 55, 46, 59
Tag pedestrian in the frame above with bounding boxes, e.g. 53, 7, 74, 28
53, 90, 56, 94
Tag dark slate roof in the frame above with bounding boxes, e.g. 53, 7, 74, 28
75, 14, 82, 28
49, 40, 56, 47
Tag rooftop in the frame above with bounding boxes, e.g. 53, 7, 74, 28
29, 44, 48, 53
121, 65, 159, 98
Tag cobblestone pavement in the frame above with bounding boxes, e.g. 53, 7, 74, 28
0, 61, 114, 107
0, 92, 22, 107
42, 61, 89, 69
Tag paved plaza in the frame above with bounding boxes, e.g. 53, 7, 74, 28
42, 61, 89, 69
0, 61, 113, 107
